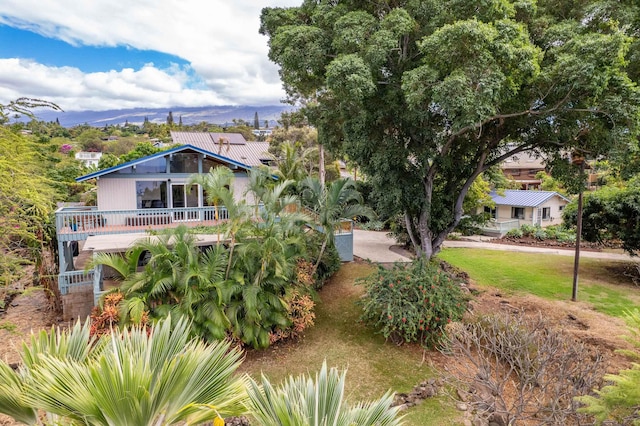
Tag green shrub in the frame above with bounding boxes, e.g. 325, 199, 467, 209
506, 228, 523, 238
357, 259, 468, 348
387, 215, 411, 248
533, 227, 547, 240
358, 220, 385, 231
544, 225, 561, 239
455, 215, 483, 236
556, 231, 576, 244
520, 224, 536, 237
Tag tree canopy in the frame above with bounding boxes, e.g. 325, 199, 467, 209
261, 0, 640, 258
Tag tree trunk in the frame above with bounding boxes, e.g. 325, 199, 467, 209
416, 166, 484, 260
312, 237, 328, 276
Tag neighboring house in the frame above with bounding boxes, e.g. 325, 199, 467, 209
501, 151, 546, 190
55, 132, 353, 321
75, 151, 103, 168
480, 190, 569, 236
500, 150, 601, 190
252, 128, 273, 137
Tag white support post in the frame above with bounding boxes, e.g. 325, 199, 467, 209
92, 252, 102, 306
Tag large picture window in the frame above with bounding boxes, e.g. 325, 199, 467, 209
136, 157, 167, 174
136, 181, 167, 209
170, 153, 199, 173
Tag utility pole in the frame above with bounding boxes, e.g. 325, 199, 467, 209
319, 144, 326, 186
572, 158, 586, 302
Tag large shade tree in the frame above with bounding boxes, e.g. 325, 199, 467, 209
261, 0, 640, 258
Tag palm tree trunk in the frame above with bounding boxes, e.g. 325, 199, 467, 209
311, 237, 328, 276
225, 236, 236, 280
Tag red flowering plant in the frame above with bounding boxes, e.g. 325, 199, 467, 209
358, 259, 468, 348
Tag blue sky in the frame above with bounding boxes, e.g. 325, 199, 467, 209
0, 0, 301, 111
0, 26, 189, 73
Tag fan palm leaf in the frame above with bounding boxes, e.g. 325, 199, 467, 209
245, 361, 403, 426
12, 317, 247, 425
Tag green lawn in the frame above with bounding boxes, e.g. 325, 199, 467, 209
238, 262, 461, 425
438, 248, 640, 317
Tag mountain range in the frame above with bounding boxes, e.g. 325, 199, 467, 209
33, 105, 295, 128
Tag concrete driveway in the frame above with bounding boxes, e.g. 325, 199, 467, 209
353, 230, 638, 263
352, 229, 412, 263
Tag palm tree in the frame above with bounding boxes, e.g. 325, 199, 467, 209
227, 177, 311, 348
191, 166, 254, 279
190, 166, 236, 242
89, 225, 232, 340
0, 317, 247, 425
301, 177, 375, 273
245, 361, 403, 426
272, 140, 318, 183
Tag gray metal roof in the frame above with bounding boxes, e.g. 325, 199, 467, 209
170, 131, 272, 166
490, 190, 569, 207
171, 131, 249, 146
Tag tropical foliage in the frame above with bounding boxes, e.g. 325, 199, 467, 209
301, 177, 374, 273
0, 317, 247, 425
90, 226, 231, 341
577, 309, 640, 424
0, 100, 71, 309
245, 361, 403, 426
90, 166, 336, 348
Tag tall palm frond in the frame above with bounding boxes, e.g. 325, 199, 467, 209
274, 141, 317, 183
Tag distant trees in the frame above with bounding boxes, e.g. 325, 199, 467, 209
76, 128, 105, 152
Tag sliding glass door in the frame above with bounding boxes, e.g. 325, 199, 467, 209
171, 184, 200, 221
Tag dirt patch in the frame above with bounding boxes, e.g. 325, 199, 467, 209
0, 289, 58, 365
463, 285, 634, 373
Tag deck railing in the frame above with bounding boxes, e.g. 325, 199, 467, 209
480, 219, 520, 236
55, 206, 230, 241
58, 270, 95, 295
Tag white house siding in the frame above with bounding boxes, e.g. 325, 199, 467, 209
233, 175, 254, 205
97, 179, 137, 212
538, 196, 567, 226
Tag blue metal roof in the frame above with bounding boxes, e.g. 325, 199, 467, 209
75, 144, 254, 182
490, 190, 569, 207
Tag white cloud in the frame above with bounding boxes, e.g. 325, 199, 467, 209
0, 0, 302, 110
